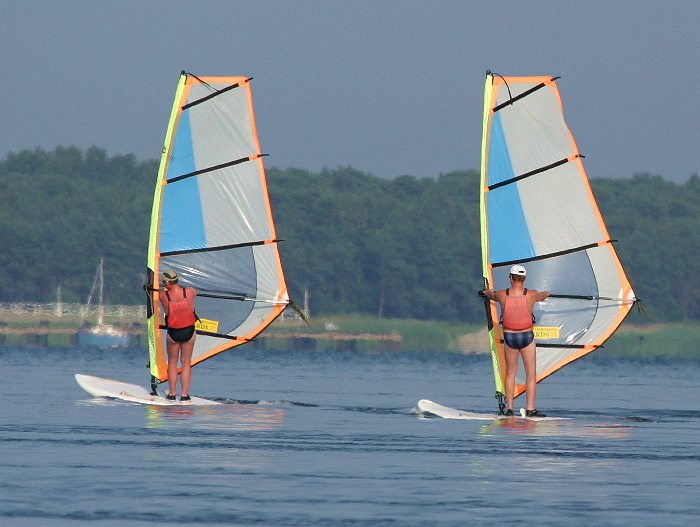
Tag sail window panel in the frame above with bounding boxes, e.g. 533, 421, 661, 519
194, 292, 255, 334
578, 301, 624, 346
198, 160, 273, 247
159, 249, 257, 334
160, 248, 258, 303
512, 255, 595, 339
159, 248, 258, 360
492, 253, 598, 348
583, 246, 634, 344
588, 245, 630, 299
230, 302, 281, 340
215, 245, 286, 341
158, 245, 285, 345
187, 84, 257, 166
497, 87, 575, 178
491, 254, 595, 296
252, 243, 288, 303
517, 163, 606, 256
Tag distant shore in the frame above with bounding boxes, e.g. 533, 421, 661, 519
0, 306, 697, 357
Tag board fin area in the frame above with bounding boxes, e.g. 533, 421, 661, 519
417, 399, 567, 421
75, 374, 221, 406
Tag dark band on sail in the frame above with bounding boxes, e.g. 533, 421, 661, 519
536, 343, 591, 349
182, 78, 250, 110
196, 292, 254, 302
492, 76, 560, 113
498, 339, 591, 350
548, 293, 630, 302
158, 324, 250, 341
488, 155, 580, 191
492, 241, 612, 268
166, 154, 267, 184
160, 239, 277, 257
195, 330, 251, 341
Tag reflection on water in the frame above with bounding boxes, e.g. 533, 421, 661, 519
480, 418, 631, 439
144, 402, 285, 432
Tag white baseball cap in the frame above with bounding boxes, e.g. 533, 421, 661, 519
509, 264, 527, 276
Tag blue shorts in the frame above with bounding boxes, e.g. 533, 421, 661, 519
504, 331, 535, 349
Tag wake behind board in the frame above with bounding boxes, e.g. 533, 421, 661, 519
75, 374, 221, 406
417, 399, 568, 421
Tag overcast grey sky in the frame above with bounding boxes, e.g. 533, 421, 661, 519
1, 1, 697, 182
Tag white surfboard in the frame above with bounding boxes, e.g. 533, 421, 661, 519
417, 399, 567, 421
75, 374, 221, 406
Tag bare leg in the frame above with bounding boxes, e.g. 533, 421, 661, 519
179, 333, 196, 397
520, 341, 537, 410
166, 337, 180, 396
504, 343, 519, 411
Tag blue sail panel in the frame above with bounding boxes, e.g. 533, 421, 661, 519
486, 112, 535, 263
160, 110, 206, 253
487, 188, 535, 264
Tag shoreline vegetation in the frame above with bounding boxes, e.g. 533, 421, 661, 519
0, 307, 698, 359
3, 148, 700, 324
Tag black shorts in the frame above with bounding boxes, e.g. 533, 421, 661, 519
504, 331, 535, 349
167, 325, 196, 343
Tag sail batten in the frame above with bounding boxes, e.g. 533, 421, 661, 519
147, 72, 288, 383
166, 154, 266, 184
487, 156, 579, 191
479, 72, 635, 403
181, 78, 248, 110
491, 240, 610, 267
160, 239, 276, 257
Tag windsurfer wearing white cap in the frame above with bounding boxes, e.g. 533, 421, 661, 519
482, 264, 549, 417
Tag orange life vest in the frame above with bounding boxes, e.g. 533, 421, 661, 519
501, 288, 535, 331
165, 287, 196, 329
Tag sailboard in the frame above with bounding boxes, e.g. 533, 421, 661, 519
477, 72, 636, 413
417, 399, 567, 421
75, 374, 220, 406
76, 72, 289, 405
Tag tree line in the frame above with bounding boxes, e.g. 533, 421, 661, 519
1, 146, 698, 323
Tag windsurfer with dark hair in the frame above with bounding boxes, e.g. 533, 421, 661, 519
482, 264, 549, 417
159, 270, 198, 402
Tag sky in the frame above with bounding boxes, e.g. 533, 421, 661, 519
1, 1, 698, 182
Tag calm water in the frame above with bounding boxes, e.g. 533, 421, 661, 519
1, 345, 698, 526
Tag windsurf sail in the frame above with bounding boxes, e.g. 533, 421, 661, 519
146, 72, 289, 388
479, 72, 636, 411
